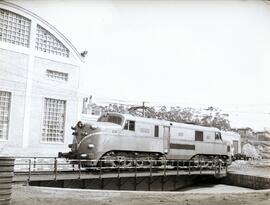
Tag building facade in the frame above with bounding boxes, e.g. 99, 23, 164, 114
0, 1, 83, 156
255, 131, 270, 141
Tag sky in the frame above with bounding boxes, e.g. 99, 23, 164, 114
9, 0, 270, 130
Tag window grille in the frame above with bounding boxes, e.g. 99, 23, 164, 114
195, 131, 203, 141
42, 98, 66, 143
46, 69, 68, 82
36, 25, 69, 57
0, 91, 11, 140
0, 9, 31, 47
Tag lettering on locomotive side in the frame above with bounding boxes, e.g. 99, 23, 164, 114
170, 143, 195, 150
140, 128, 150, 133
178, 132, 184, 137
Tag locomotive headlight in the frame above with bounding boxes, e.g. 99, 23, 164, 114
81, 132, 88, 137
90, 125, 98, 130
88, 144, 95, 149
77, 121, 84, 128
80, 154, 87, 158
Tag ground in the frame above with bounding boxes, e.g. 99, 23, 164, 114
229, 159, 270, 177
10, 185, 270, 205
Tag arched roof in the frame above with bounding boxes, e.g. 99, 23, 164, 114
0, 1, 84, 62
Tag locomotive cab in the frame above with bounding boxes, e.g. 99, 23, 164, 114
59, 113, 124, 161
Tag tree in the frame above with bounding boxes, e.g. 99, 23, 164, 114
89, 102, 231, 130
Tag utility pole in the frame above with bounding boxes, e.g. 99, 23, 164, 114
142, 101, 145, 117
142, 101, 149, 117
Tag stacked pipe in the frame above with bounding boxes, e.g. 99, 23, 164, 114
0, 157, 15, 205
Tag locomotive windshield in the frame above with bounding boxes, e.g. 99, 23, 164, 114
98, 114, 123, 125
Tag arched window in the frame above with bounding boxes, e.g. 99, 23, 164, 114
0, 9, 31, 47
36, 24, 69, 57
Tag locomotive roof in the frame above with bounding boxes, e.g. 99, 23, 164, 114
107, 112, 220, 132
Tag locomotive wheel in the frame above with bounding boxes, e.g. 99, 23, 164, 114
102, 152, 133, 170
123, 159, 133, 171
134, 160, 144, 168
113, 157, 132, 168
111, 157, 134, 171
192, 155, 216, 169
100, 151, 165, 171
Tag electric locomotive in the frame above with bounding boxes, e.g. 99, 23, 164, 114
59, 112, 231, 167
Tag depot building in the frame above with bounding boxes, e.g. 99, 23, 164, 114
0, 1, 84, 156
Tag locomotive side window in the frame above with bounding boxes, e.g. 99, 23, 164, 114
195, 131, 203, 141
154, 125, 159, 137
124, 120, 135, 131
124, 122, 128, 130
129, 121, 135, 131
98, 115, 122, 125
215, 132, 222, 140
108, 116, 122, 125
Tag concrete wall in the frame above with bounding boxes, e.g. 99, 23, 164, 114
0, 48, 28, 150
222, 173, 270, 190
25, 57, 80, 156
